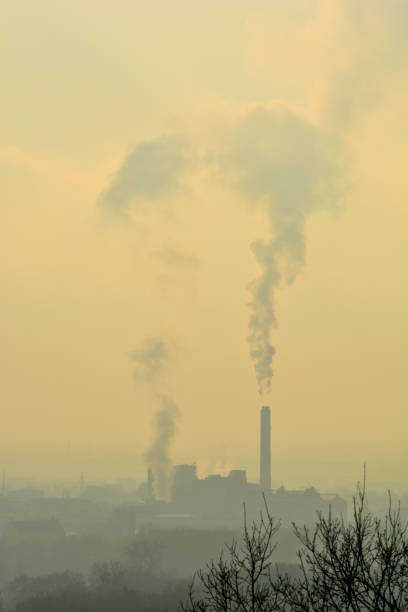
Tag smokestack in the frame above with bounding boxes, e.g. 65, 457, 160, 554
260, 405, 271, 490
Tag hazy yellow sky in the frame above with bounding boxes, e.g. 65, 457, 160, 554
1, 1, 406, 489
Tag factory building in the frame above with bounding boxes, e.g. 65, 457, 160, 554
167, 406, 347, 526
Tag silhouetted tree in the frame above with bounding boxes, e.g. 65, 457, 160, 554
181, 501, 285, 611
181, 480, 408, 611
280, 477, 408, 611
2, 572, 84, 611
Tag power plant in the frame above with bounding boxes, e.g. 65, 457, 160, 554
138, 406, 347, 528
1, 406, 346, 535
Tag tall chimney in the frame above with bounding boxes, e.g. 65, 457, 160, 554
260, 405, 271, 490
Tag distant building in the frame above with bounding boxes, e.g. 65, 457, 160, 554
170, 464, 346, 526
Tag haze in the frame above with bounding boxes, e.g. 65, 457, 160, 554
1, 0, 406, 493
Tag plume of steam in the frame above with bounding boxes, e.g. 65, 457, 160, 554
247, 240, 279, 396
248, 223, 307, 395
129, 337, 179, 500
222, 105, 343, 396
143, 394, 179, 500
97, 135, 186, 218
129, 337, 171, 383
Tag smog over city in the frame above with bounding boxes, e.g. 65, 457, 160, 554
1, 2, 407, 610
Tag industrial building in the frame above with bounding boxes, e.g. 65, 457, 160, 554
146, 405, 347, 527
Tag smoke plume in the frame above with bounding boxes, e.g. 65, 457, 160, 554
129, 337, 171, 384
143, 394, 179, 500
129, 337, 179, 500
221, 105, 344, 396
97, 135, 186, 218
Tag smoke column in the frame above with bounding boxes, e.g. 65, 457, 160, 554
222, 106, 343, 397
129, 337, 179, 500
143, 394, 179, 500
248, 215, 306, 397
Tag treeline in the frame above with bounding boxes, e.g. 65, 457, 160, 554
0, 528, 240, 612
0, 565, 187, 612
0, 528, 301, 611
0, 526, 255, 584
0, 560, 301, 612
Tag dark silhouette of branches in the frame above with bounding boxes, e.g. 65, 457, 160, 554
282, 470, 408, 611
180, 498, 284, 611
181, 475, 408, 611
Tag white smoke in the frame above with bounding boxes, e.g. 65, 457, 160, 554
130, 337, 179, 500
220, 105, 344, 395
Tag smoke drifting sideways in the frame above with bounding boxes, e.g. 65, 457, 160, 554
129, 337, 179, 500
97, 135, 186, 219
220, 105, 345, 397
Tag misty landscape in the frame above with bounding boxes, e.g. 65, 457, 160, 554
1, 1, 407, 610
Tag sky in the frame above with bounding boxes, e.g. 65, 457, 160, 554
1, 0, 407, 491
